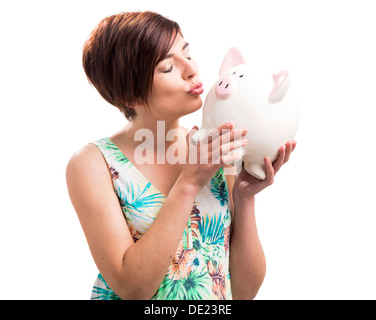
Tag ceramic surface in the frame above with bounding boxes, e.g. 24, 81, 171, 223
193, 48, 299, 179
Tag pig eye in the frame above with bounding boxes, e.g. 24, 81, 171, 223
239, 74, 244, 78
232, 71, 237, 75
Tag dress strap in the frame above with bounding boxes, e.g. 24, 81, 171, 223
91, 137, 133, 169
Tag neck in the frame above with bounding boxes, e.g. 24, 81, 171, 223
125, 112, 182, 152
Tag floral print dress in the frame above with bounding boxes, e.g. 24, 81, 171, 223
90, 137, 232, 300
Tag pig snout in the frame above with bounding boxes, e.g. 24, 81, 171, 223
215, 76, 237, 100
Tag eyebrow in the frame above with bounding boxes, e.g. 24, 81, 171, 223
163, 42, 190, 60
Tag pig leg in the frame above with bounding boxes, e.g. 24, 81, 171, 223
243, 160, 266, 180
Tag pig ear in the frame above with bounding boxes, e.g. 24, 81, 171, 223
219, 47, 247, 75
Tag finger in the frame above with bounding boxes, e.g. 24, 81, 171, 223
292, 140, 297, 151
220, 151, 243, 165
283, 141, 293, 164
264, 157, 275, 185
210, 127, 247, 153
210, 128, 246, 166
186, 125, 199, 145
220, 128, 247, 144
205, 122, 248, 144
273, 145, 285, 174
211, 134, 247, 160
203, 122, 234, 144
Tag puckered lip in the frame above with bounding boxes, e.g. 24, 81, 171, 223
188, 82, 204, 94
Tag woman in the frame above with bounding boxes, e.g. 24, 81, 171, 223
66, 11, 296, 300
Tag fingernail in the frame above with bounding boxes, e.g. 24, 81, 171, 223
242, 129, 248, 136
242, 138, 248, 146
226, 122, 233, 128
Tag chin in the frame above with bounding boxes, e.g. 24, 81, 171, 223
187, 96, 203, 114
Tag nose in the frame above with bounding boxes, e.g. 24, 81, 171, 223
182, 58, 199, 80
215, 75, 237, 100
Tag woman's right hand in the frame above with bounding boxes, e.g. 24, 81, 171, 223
181, 122, 248, 190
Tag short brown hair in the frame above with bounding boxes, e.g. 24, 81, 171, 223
82, 11, 181, 120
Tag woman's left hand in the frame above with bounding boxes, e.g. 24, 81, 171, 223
233, 140, 297, 201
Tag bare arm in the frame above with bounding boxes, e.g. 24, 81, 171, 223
66, 123, 245, 300
228, 141, 296, 299
229, 193, 266, 300
66, 144, 201, 299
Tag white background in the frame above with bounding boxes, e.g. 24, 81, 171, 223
1, 0, 375, 299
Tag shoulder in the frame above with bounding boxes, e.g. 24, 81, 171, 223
66, 143, 113, 197
66, 143, 107, 178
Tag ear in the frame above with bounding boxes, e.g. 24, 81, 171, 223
219, 47, 247, 76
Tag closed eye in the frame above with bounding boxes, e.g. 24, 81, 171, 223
162, 64, 174, 73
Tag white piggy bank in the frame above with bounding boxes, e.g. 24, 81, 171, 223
193, 47, 299, 179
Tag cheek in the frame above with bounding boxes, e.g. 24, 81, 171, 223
152, 77, 184, 101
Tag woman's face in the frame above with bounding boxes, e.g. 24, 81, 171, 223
147, 34, 203, 120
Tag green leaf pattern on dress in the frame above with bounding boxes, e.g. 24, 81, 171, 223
90, 138, 232, 300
